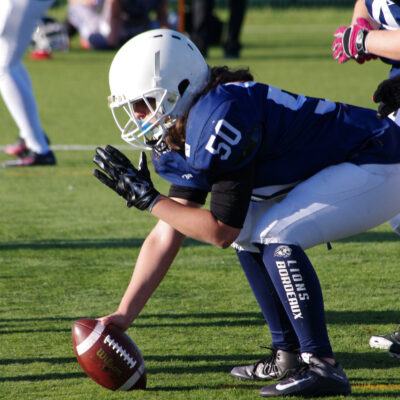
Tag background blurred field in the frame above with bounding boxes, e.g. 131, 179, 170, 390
1, 5, 400, 400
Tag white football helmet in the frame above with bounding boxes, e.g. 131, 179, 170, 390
108, 29, 210, 150
31, 17, 69, 53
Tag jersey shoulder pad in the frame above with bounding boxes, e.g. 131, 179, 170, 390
185, 84, 263, 175
151, 146, 210, 191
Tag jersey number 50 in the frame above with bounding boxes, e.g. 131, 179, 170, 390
205, 119, 242, 160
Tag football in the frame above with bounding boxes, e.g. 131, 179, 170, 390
71, 318, 146, 391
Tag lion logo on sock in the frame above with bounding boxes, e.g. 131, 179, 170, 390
274, 245, 292, 258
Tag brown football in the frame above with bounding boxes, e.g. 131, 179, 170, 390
72, 318, 146, 391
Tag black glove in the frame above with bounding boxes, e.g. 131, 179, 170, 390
93, 145, 160, 211
373, 75, 400, 119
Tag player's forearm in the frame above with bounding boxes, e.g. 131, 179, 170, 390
117, 221, 186, 323
150, 195, 240, 248
351, 0, 377, 27
366, 30, 400, 60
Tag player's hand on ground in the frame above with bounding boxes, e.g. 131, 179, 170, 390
97, 312, 132, 332
373, 75, 400, 119
93, 145, 160, 211
332, 18, 377, 64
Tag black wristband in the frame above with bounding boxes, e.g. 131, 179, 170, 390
355, 29, 369, 55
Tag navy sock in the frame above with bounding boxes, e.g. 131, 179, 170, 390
236, 250, 299, 351
260, 244, 333, 358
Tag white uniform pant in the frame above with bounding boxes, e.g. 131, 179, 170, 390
0, 0, 53, 154
67, 2, 111, 41
233, 163, 400, 253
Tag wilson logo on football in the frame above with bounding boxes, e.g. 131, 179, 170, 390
96, 347, 123, 376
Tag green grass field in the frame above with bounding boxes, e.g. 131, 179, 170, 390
1, 6, 400, 399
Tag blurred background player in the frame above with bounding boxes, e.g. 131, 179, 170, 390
30, 16, 70, 60
66, 0, 169, 50
1, 0, 56, 167
190, 0, 247, 58
332, 0, 400, 357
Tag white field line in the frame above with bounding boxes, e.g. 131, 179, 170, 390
0, 144, 134, 151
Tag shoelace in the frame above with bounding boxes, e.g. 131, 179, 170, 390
261, 347, 279, 376
254, 346, 305, 377
282, 364, 310, 382
247, 346, 277, 376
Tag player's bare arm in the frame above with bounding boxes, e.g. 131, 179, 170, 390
99, 199, 199, 330
351, 0, 379, 27
365, 29, 400, 60
150, 196, 240, 248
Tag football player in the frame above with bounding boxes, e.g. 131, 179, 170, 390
0, 0, 56, 167
332, 0, 400, 358
93, 29, 400, 397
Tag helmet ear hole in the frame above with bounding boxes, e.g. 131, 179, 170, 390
178, 79, 190, 96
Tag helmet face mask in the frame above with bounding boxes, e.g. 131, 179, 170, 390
108, 29, 209, 150
109, 89, 179, 150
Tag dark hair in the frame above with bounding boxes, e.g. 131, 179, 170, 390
165, 66, 254, 150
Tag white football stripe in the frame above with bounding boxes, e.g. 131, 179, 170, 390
117, 364, 145, 391
76, 322, 105, 355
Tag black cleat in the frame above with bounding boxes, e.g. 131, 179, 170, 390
230, 347, 303, 381
2, 150, 56, 167
259, 355, 351, 397
370, 327, 400, 358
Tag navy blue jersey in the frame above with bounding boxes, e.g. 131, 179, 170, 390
152, 82, 400, 193
366, 0, 400, 30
